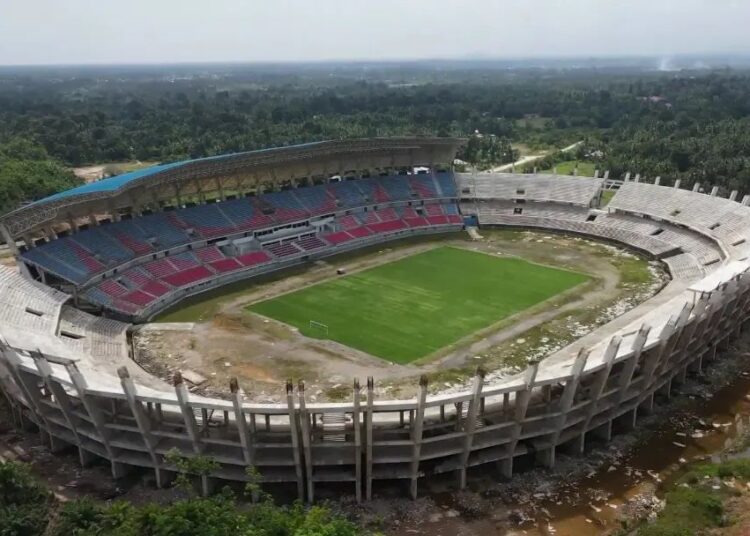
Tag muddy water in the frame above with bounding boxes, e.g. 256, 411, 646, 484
390, 370, 750, 536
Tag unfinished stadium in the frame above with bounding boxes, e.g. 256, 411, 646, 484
0, 137, 748, 503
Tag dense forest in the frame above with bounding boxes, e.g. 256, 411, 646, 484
2, 64, 750, 211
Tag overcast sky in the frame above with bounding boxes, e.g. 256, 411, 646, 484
1, 0, 748, 65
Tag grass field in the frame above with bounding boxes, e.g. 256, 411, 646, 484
248, 246, 589, 363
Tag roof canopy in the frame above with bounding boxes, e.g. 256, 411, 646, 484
1, 137, 463, 238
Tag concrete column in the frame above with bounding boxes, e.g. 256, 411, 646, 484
285, 380, 306, 500
742, 195, 750, 206
594, 169, 599, 178
0, 224, 19, 255
730, 191, 738, 202
173, 372, 210, 496
674, 179, 682, 189
578, 336, 621, 453
624, 172, 631, 182
615, 325, 651, 408
88, 213, 99, 227
603, 171, 610, 180
546, 348, 590, 466
654, 176, 661, 185
229, 378, 254, 467
692, 182, 701, 192
117, 367, 166, 487
32, 353, 93, 466
353, 379, 362, 503
710, 186, 719, 196
409, 376, 428, 499
65, 362, 126, 478
634, 174, 641, 183
501, 360, 540, 478
458, 368, 485, 489
0, 341, 65, 451
297, 381, 314, 502
365, 377, 374, 500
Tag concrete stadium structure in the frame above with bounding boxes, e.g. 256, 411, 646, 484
1, 140, 750, 502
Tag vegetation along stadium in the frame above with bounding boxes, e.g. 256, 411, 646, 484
2, 134, 750, 505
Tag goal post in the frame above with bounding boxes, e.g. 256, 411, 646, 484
309, 320, 329, 336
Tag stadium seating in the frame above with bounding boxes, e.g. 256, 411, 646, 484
175, 204, 236, 237
162, 266, 213, 287
409, 175, 439, 199
293, 185, 338, 215
265, 241, 302, 257
328, 180, 366, 208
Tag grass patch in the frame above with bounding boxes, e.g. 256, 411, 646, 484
637, 460, 750, 535
247, 246, 588, 363
600, 189, 616, 206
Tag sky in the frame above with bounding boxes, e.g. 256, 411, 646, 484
1, 0, 748, 65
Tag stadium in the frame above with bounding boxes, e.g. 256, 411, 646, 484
0, 136, 748, 503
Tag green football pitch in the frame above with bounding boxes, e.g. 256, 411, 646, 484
247, 246, 589, 363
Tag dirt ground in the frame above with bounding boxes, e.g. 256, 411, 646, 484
134, 230, 663, 403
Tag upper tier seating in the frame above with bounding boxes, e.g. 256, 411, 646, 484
257, 191, 309, 222
293, 186, 338, 215
173, 204, 236, 237
435, 172, 458, 197
328, 180, 367, 208
457, 173, 603, 206
409, 175, 439, 199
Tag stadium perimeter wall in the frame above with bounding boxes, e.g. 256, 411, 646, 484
1, 177, 750, 503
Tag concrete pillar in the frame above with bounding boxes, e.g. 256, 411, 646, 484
285, 380, 306, 500
353, 379, 363, 503
0, 224, 19, 255
654, 176, 661, 185
578, 336, 621, 453
32, 353, 94, 467
546, 348, 590, 467
0, 340, 65, 451
742, 195, 750, 206
297, 381, 314, 502
409, 375, 428, 499
624, 172, 631, 182
603, 171, 610, 180
710, 186, 719, 197
594, 169, 599, 178
616, 325, 651, 408
458, 368, 485, 489
66, 362, 126, 478
634, 174, 641, 183
365, 377, 374, 500
693, 182, 701, 192
88, 213, 99, 227
674, 179, 682, 189
117, 367, 166, 487
230, 378, 254, 468
501, 360, 539, 478
730, 191, 738, 202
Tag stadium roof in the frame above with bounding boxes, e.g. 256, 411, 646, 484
0, 138, 464, 238
28, 141, 329, 207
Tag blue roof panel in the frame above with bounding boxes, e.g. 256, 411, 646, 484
30, 141, 329, 208
34, 161, 185, 205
